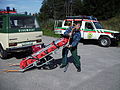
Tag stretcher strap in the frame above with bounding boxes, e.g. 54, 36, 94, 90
52, 41, 60, 48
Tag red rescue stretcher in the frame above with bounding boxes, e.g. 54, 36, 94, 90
18, 38, 69, 72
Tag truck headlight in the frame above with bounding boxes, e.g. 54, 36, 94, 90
111, 33, 114, 37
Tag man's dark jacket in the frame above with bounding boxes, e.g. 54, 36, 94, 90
63, 26, 81, 47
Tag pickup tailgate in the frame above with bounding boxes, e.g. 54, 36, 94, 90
8, 31, 42, 47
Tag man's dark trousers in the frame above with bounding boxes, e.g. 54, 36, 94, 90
61, 46, 81, 69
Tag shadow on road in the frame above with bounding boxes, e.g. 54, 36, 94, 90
80, 39, 119, 47
6, 51, 32, 60
14, 52, 32, 59
80, 39, 98, 46
54, 56, 76, 66
36, 56, 75, 71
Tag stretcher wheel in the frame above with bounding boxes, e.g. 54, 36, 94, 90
48, 59, 57, 69
43, 56, 57, 70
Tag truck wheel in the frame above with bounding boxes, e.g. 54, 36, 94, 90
99, 36, 111, 47
0, 47, 8, 59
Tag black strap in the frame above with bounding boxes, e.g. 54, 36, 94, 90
53, 41, 60, 48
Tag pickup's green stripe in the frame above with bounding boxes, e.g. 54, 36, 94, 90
55, 27, 66, 29
55, 27, 113, 34
83, 29, 96, 32
104, 31, 112, 33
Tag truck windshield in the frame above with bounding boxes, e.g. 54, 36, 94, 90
0, 17, 3, 29
94, 22, 104, 29
10, 16, 39, 28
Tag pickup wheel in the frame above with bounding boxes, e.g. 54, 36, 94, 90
99, 36, 111, 47
0, 47, 8, 59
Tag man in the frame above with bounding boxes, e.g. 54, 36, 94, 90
60, 24, 81, 72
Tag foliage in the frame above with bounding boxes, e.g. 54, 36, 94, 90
83, 0, 120, 19
39, 0, 120, 20
100, 15, 120, 32
37, 0, 120, 37
40, 19, 54, 30
42, 28, 61, 38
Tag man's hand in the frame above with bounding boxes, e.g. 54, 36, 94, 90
67, 45, 72, 48
68, 32, 72, 36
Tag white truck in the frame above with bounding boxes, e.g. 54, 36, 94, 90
54, 16, 120, 47
0, 7, 42, 59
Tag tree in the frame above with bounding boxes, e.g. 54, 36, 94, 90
39, 0, 120, 21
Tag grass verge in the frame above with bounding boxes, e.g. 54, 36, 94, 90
100, 15, 120, 32
42, 29, 61, 38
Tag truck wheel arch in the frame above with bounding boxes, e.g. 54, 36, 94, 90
98, 35, 111, 47
0, 43, 4, 50
0, 43, 8, 59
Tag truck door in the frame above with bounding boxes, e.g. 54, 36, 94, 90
0, 17, 3, 31
0, 17, 3, 44
83, 22, 96, 39
0, 16, 9, 50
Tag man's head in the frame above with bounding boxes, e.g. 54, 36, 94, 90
75, 23, 81, 30
67, 22, 72, 26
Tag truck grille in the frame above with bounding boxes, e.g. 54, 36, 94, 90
114, 33, 120, 41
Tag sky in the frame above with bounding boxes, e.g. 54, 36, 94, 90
0, 0, 44, 14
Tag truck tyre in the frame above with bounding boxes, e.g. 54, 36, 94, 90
0, 46, 8, 59
99, 36, 111, 47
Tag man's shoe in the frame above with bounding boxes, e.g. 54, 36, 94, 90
43, 66, 49, 70
77, 69, 81, 72
60, 65, 66, 68
77, 67, 81, 72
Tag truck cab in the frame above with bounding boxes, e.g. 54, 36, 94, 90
0, 7, 42, 59
54, 16, 120, 47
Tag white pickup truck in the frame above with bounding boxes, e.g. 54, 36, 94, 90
54, 16, 120, 47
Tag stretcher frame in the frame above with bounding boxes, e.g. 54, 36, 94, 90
3, 38, 70, 73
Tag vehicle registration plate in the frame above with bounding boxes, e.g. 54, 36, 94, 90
22, 42, 33, 46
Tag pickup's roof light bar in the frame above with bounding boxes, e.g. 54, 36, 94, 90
65, 19, 98, 22
66, 15, 97, 21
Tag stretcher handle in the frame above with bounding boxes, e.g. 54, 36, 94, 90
4, 70, 22, 72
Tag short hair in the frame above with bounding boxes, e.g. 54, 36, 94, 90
67, 22, 72, 26
73, 23, 76, 26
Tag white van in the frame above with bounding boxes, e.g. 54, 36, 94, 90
0, 7, 42, 59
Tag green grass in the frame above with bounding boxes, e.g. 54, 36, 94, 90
42, 29, 61, 38
100, 15, 120, 32
100, 16, 120, 46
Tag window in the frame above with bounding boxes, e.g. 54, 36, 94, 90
64, 21, 72, 26
94, 22, 104, 29
0, 17, 3, 29
73, 21, 82, 26
55, 20, 63, 27
10, 16, 39, 29
85, 22, 94, 29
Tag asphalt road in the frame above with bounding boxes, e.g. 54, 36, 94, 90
0, 36, 120, 90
